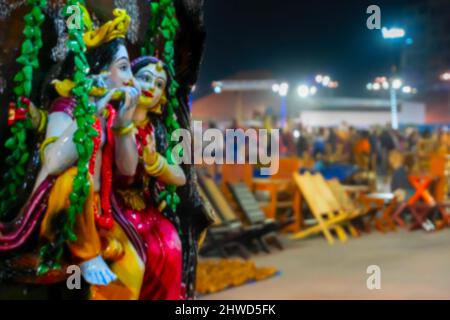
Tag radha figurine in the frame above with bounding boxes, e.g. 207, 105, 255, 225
108, 56, 187, 300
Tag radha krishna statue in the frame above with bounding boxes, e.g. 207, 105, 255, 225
0, 0, 211, 300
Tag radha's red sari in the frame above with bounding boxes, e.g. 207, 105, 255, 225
113, 121, 184, 300
120, 204, 183, 300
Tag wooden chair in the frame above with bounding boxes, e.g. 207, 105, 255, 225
197, 180, 251, 259
220, 163, 253, 192
359, 192, 398, 233
290, 172, 350, 245
309, 174, 360, 237
430, 153, 446, 202
220, 163, 279, 221
391, 174, 439, 232
252, 157, 302, 232
429, 154, 450, 230
327, 179, 363, 215
327, 179, 397, 233
197, 171, 278, 257
227, 182, 285, 252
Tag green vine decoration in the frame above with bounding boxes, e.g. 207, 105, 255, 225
0, 0, 46, 219
142, 0, 182, 213
38, 0, 97, 274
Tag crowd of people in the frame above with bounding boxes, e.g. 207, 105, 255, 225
197, 116, 449, 190
280, 122, 450, 172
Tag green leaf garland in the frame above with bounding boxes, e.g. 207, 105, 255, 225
142, 0, 182, 214
0, 0, 46, 219
38, 0, 97, 274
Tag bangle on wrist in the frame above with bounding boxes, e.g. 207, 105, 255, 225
112, 122, 135, 136
144, 153, 167, 177
37, 109, 47, 133
40, 136, 58, 162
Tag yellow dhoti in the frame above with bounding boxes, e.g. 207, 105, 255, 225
39, 167, 144, 300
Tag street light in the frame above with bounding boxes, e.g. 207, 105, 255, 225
271, 82, 289, 96
392, 78, 403, 90
382, 27, 406, 39
211, 79, 282, 124
297, 85, 310, 98
272, 83, 280, 93
269, 81, 290, 126
315, 74, 339, 90
440, 71, 450, 81
367, 77, 416, 94
328, 81, 339, 89
296, 84, 318, 98
381, 26, 406, 130
402, 86, 412, 94
366, 76, 417, 129
322, 76, 331, 87
279, 82, 289, 97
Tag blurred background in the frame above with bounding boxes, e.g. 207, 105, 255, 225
194, 0, 450, 300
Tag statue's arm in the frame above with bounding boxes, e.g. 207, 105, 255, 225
142, 138, 186, 186
157, 160, 187, 187
113, 87, 140, 177
41, 112, 78, 175
114, 131, 139, 176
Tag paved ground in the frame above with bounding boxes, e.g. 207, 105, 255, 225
202, 229, 450, 300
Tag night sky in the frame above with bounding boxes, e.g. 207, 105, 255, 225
195, 0, 413, 98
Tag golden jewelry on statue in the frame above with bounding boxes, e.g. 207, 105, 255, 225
40, 136, 58, 161
37, 109, 48, 133
101, 236, 125, 262
144, 153, 168, 177
151, 99, 165, 115
134, 117, 149, 128
82, 8, 131, 50
101, 107, 110, 119
158, 200, 167, 212
52, 79, 76, 98
155, 62, 164, 73
112, 122, 135, 136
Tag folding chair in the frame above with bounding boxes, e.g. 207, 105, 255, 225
197, 172, 276, 257
391, 175, 438, 232
227, 182, 285, 252
309, 174, 360, 237
252, 158, 302, 232
290, 172, 350, 245
328, 179, 397, 233
197, 181, 251, 259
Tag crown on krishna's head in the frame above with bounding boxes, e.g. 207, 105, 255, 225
81, 6, 131, 50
